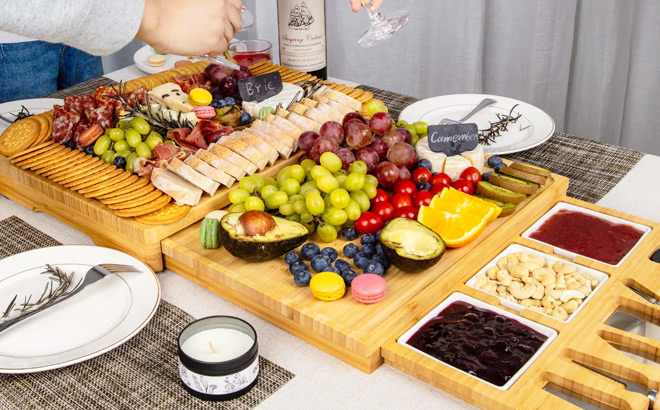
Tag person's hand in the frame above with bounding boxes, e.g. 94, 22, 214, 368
349, 0, 383, 13
137, 0, 242, 56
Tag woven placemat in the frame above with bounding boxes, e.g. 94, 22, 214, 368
357, 85, 644, 203
44, 76, 118, 99
0, 216, 295, 410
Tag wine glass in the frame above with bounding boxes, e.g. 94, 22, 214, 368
196, 6, 254, 69
358, 1, 409, 47
239, 6, 255, 31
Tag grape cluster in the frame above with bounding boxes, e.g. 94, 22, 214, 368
227, 152, 378, 242
206, 64, 252, 104
92, 117, 165, 172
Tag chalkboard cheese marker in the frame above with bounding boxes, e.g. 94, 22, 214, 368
427, 123, 479, 156
238, 71, 284, 103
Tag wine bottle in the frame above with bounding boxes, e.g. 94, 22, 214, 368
277, 0, 328, 80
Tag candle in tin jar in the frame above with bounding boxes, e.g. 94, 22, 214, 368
181, 328, 254, 362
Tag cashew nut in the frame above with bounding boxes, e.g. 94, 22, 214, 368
482, 281, 498, 294
474, 274, 489, 289
510, 281, 536, 300
559, 290, 585, 303
520, 261, 543, 272
508, 264, 530, 279
562, 299, 580, 314
534, 268, 557, 286
486, 266, 499, 280
497, 285, 509, 296
496, 269, 513, 286
551, 306, 569, 321
578, 284, 592, 298
542, 295, 557, 308
497, 257, 509, 270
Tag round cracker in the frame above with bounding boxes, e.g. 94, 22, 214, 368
42, 155, 99, 178
0, 117, 41, 156
31, 114, 50, 146
35, 150, 87, 175
68, 168, 124, 191
96, 177, 151, 200
15, 145, 68, 169
8, 140, 58, 162
79, 171, 134, 194
107, 189, 163, 210
356, 91, 374, 103
134, 203, 190, 225
51, 160, 108, 183
83, 174, 139, 198
24, 148, 76, 171
114, 195, 172, 218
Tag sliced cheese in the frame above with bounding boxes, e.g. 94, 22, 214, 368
168, 157, 220, 196
147, 83, 193, 113
151, 168, 202, 206
415, 137, 447, 174
460, 144, 485, 172
147, 105, 199, 127
443, 155, 472, 181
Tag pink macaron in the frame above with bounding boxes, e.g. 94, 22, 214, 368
193, 105, 216, 120
351, 273, 387, 304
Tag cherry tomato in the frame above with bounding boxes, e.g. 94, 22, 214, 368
430, 183, 451, 195
393, 179, 417, 197
412, 167, 432, 184
371, 201, 395, 222
459, 167, 481, 186
370, 188, 389, 208
412, 190, 434, 208
452, 178, 474, 195
430, 172, 452, 185
390, 193, 413, 209
393, 206, 418, 220
354, 212, 384, 235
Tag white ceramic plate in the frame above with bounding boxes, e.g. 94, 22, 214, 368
133, 45, 198, 74
0, 245, 160, 373
398, 94, 555, 155
0, 98, 63, 135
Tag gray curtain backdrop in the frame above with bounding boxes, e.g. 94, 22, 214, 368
105, 0, 660, 155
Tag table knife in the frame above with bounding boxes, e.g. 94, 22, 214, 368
576, 362, 658, 410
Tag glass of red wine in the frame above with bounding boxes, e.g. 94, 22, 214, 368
228, 40, 273, 67
358, 1, 409, 47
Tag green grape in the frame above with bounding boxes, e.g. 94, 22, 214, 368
113, 140, 130, 153
344, 172, 365, 192
265, 191, 288, 209
145, 133, 163, 150
125, 128, 142, 147
292, 200, 307, 214
324, 193, 333, 208
125, 152, 139, 173
300, 158, 316, 173
345, 199, 362, 221
362, 181, 377, 199
264, 177, 277, 187
316, 223, 338, 243
93, 135, 111, 156
251, 174, 265, 191
322, 207, 348, 226
107, 128, 125, 142
299, 180, 319, 196
260, 184, 278, 199
300, 211, 314, 223
310, 165, 331, 180
403, 124, 417, 140
332, 171, 345, 178
350, 191, 370, 212
410, 134, 420, 147
229, 188, 251, 204
239, 176, 257, 194
349, 160, 368, 175
285, 213, 301, 222
396, 120, 409, 127
301, 219, 316, 233
288, 194, 304, 203
316, 174, 339, 193
135, 142, 152, 158
329, 188, 350, 209
131, 117, 151, 135
244, 196, 265, 211
279, 202, 295, 216
306, 192, 325, 216
101, 149, 114, 163
365, 174, 379, 187
320, 152, 342, 173
287, 164, 305, 183
116, 119, 131, 130
228, 203, 247, 213
276, 166, 291, 186
335, 174, 347, 189
279, 178, 300, 196
413, 121, 429, 135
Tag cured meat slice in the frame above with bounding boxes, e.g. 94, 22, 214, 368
64, 96, 85, 114
128, 86, 149, 106
167, 128, 200, 152
51, 104, 80, 143
89, 104, 116, 130
80, 95, 97, 118
152, 142, 181, 162
172, 73, 211, 94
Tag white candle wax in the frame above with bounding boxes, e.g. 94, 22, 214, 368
181, 328, 254, 362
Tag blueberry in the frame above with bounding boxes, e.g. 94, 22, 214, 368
225, 96, 236, 106
376, 243, 385, 255
494, 163, 505, 172
354, 253, 369, 269
320, 247, 338, 262
324, 266, 340, 274
342, 227, 358, 241
217, 98, 230, 108
285, 251, 301, 265
289, 260, 307, 275
482, 171, 492, 182
293, 270, 312, 286
372, 253, 390, 270
301, 243, 320, 260
360, 233, 377, 246
341, 270, 358, 287
361, 244, 376, 258
210, 99, 220, 109
375, 230, 382, 242
363, 261, 385, 276
310, 254, 331, 272
113, 155, 127, 169
334, 259, 351, 273
239, 112, 252, 126
343, 243, 359, 259
417, 159, 433, 171
487, 155, 504, 168
62, 140, 75, 149
417, 182, 431, 191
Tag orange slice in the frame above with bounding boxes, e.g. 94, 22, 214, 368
430, 188, 501, 221
417, 205, 489, 248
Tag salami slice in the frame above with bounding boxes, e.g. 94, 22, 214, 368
64, 96, 85, 114
128, 86, 149, 106
90, 104, 116, 129
80, 95, 97, 119
51, 105, 80, 143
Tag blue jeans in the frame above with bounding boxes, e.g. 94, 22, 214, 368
0, 41, 103, 103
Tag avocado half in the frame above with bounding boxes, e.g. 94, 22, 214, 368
380, 218, 445, 273
220, 210, 309, 262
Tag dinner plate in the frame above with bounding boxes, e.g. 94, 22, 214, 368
398, 94, 555, 155
0, 98, 63, 135
134, 45, 198, 74
0, 245, 160, 373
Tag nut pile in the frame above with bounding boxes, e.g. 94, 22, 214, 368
474, 251, 599, 321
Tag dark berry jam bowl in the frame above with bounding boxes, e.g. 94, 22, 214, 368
466, 244, 609, 322
178, 316, 259, 401
397, 293, 557, 390
521, 202, 651, 268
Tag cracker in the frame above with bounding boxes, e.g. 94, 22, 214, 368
50, 160, 107, 182
42, 155, 98, 178
134, 202, 190, 225
100, 183, 155, 205
0, 117, 41, 156
24, 148, 75, 171
8, 141, 58, 162
107, 189, 163, 210
35, 151, 87, 175
356, 91, 374, 103
31, 114, 50, 147
83, 174, 139, 198
68, 167, 123, 191
96, 177, 151, 200
78, 171, 133, 194
32, 113, 54, 148
15, 145, 67, 169
114, 195, 172, 217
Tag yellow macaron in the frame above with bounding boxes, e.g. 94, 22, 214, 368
188, 88, 213, 107
310, 272, 346, 301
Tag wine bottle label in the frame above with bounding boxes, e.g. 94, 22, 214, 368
278, 0, 326, 72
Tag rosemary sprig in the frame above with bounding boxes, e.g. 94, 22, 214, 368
478, 104, 522, 145
14, 105, 34, 121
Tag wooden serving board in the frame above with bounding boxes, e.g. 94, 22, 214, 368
162, 171, 569, 373
381, 196, 660, 410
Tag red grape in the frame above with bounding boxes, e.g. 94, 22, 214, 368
335, 148, 356, 170
345, 120, 373, 150
369, 112, 393, 136
399, 165, 411, 181
312, 136, 339, 157
308, 145, 321, 163
232, 66, 252, 80
375, 161, 400, 187
369, 137, 389, 159
381, 129, 405, 147
205, 64, 231, 86
319, 121, 345, 146
342, 112, 367, 128
298, 131, 319, 152
395, 128, 412, 144
210, 86, 224, 100
219, 76, 238, 96
355, 147, 379, 173
387, 142, 417, 168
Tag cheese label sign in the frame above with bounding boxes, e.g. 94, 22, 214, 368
238, 71, 284, 103
427, 123, 479, 155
